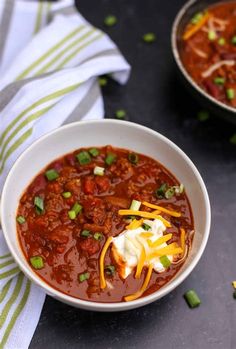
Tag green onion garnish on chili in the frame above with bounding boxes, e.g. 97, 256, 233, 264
94, 232, 103, 241
214, 77, 225, 85
105, 265, 116, 276
76, 151, 91, 165
45, 169, 59, 181
156, 183, 167, 198
16, 215, 25, 224
128, 152, 139, 164
142, 223, 151, 231
129, 199, 141, 211
30, 256, 44, 269
160, 255, 171, 268
78, 272, 90, 282
68, 202, 83, 220
89, 148, 100, 157
165, 187, 175, 199
94, 166, 105, 176
184, 289, 201, 308
218, 37, 225, 46
62, 191, 72, 199
191, 12, 203, 24
231, 36, 236, 45
81, 230, 91, 238
105, 152, 116, 166
34, 196, 44, 214
226, 88, 235, 100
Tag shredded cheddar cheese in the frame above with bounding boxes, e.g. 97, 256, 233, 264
148, 233, 173, 248
140, 232, 154, 238
142, 201, 181, 217
232, 281, 236, 289
126, 218, 143, 230
99, 237, 113, 289
183, 12, 211, 40
119, 210, 171, 227
148, 243, 183, 260
124, 264, 153, 302
180, 228, 186, 257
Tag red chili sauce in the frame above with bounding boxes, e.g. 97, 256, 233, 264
17, 146, 194, 303
180, 1, 236, 107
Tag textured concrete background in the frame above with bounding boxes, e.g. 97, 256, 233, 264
31, 1, 236, 348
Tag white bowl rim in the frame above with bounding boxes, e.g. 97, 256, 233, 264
171, 0, 236, 116
0, 119, 211, 311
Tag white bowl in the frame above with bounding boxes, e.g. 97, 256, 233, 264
0, 120, 211, 312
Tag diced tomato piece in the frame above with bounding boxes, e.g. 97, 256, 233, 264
84, 177, 97, 194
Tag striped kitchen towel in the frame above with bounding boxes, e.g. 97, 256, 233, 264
0, 0, 130, 348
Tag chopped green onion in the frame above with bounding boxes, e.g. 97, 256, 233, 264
98, 77, 108, 87
105, 265, 116, 276
173, 184, 185, 195
233, 290, 236, 299
81, 230, 91, 238
218, 37, 225, 46
230, 133, 236, 145
78, 272, 90, 282
105, 152, 116, 166
160, 255, 171, 268
89, 148, 100, 157
68, 210, 76, 220
34, 196, 44, 213
94, 232, 103, 240
231, 36, 236, 45
104, 15, 117, 27
16, 215, 25, 224
191, 12, 203, 24
179, 183, 184, 194
197, 110, 209, 122
62, 191, 72, 199
142, 223, 151, 231
165, 187, 175, 199
129, 199, 141, 211
156, 183, 167, 198
128, 152, 139, 164
76, 151, 91, 165
45, 169, 59, 181
94, 166, 105, 176
184, 289, 201, 308
68, 202, 82, 220
115, 109, 126, 119
127, 215, 136, 221
30, 256, 44, 269
208, 30, 216, 41
142, 32, 156, 43
226, 88, 235, 100
214, 77, 225, 85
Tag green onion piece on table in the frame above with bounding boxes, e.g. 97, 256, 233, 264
105, 152, 116, 165
197, 110, 209, 122
45, 169, 59, 181
184, 289, 201, 308
76, 151, 91, 165
230, 133, 236, 145
142, 32, 156, 43
104, 15, 117, 27
30, 256, 44, 269
115, 109, 126, 119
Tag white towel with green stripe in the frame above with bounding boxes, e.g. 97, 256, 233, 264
0, 0, 130, 348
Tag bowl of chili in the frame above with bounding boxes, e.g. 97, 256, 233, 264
0, 120, 211, 311
172, 0, 236, 123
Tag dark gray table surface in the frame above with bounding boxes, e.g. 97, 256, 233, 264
30, 1, 236, 348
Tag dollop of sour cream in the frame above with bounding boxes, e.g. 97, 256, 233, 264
112, 219, 173, 278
